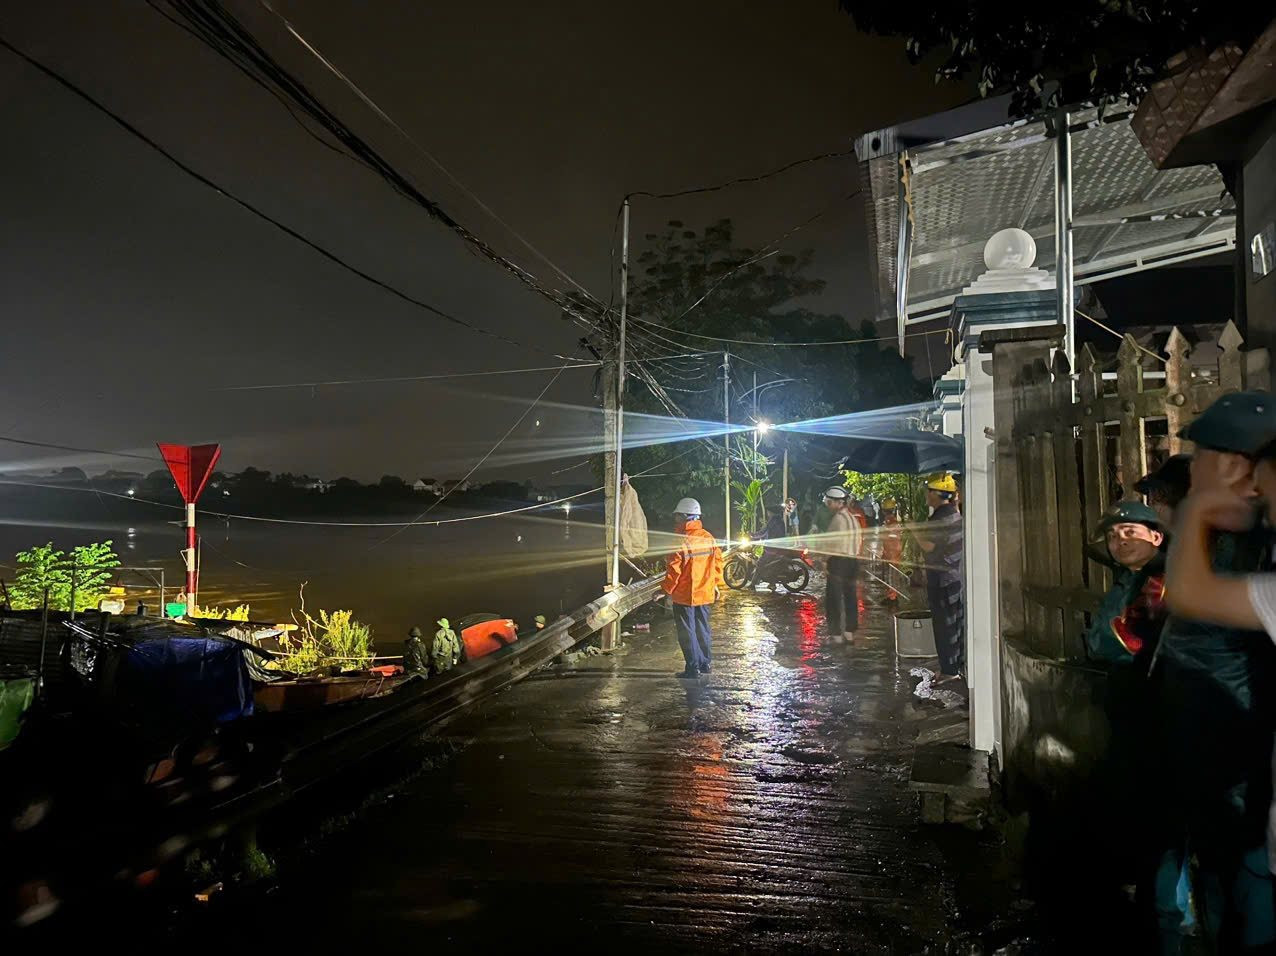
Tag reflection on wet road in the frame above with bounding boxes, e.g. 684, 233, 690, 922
208, 581, 1022, 952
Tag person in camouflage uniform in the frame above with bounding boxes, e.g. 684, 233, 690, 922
431, 618, 462, 675
403, 626, 430, 674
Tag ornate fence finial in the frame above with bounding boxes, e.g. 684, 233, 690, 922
1218, 320, 1245, 391
1165, 327, 1192, 452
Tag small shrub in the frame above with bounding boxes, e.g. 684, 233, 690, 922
269, 583, 374, 673
190, 603, 252, 621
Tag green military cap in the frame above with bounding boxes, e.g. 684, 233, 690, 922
1094, 500, 1162, 536
1181, 392, 1276, 455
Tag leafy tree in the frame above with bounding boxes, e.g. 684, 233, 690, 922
235, 467, 272, 488
838, 1, 1267, 116
611, 218, 927, 525
10, 540, 121, 611
378, 475, 409, 493
10, 543, 67, 609
67, 542, 122, 612
841, 471, 924, 524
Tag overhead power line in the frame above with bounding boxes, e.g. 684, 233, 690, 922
0, 33, 570, 359
626, 148, 857, 202
255, 0, 602, 307
148, 0, 608, 335
0, 435, 162, 463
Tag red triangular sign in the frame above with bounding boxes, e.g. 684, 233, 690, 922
158, 443, 222, 504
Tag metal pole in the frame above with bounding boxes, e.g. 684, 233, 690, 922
723, 351, 731, 543
36, 588, 49, 697
1054, 108, 1075, 373
69, 560, 78, 623
185, 502, 197, 616
782, 446, 789, 505
609, 199, 629, 594
895, 151, 913, 358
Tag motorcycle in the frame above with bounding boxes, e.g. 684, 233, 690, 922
723, 539, 813, 593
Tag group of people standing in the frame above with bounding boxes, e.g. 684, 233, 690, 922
657, 475, 967, 684
817, 476, 965, 680
1077, 391, 1276, 952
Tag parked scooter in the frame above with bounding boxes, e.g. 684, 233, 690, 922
723, 540, 813, 593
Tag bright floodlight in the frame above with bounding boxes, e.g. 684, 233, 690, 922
756, 420, 771, 433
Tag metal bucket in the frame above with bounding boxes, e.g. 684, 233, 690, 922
894, 611, 937, 659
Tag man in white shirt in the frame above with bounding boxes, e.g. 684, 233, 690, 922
1163, 393, 1276, 950
821, 486, 862, 644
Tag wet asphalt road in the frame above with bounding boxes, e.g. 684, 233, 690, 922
201, 580, 1024, 953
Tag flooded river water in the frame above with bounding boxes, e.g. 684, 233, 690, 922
0, 501, 606, 639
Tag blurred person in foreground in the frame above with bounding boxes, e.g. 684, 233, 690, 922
1156, 393, 1276, 953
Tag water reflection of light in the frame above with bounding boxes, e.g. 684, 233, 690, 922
686, 735, 728, 822
795, 598, 819, 677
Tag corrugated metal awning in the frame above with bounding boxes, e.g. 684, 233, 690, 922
858, 104, 1237, 325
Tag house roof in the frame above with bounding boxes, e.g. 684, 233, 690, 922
857, 101, 1236, 326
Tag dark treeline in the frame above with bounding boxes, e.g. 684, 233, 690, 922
0, 467, 598, 520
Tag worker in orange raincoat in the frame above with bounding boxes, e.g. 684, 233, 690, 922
661, 496, 724, 679
880, 497, 903, 602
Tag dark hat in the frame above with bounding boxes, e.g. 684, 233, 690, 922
1180, 392, 1276, 456
408, 626, 423, 638
1095, 500, 1162, 536
1135, 454, 1192, 499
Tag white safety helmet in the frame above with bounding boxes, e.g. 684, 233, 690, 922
822, 486, 848, 501
673, 497, 702, 517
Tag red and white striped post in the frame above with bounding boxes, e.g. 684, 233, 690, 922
158, 443, 222, 617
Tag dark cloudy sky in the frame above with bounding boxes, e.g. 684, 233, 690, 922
0, 1, 964, 482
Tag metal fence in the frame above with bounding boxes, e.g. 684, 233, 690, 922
985, 320, 1265, 660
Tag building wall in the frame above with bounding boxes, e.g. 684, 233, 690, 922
1000, 638, 1111, 805
1244, 109, 1276, 352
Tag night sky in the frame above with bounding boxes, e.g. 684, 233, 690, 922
0, 1, 965, 482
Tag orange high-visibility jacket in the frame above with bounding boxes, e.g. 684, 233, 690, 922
661, 519, 724, 606
881, 513, 903, 564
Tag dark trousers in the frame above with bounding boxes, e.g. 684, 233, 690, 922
826, 556, 859, 634
673, 602, 712, 673
1151, 659, 1276, 952
927, 572, 965, 676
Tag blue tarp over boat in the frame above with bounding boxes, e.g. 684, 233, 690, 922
118, 637, 254, 725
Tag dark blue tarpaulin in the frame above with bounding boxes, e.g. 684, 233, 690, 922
813, 428, 964, 475
119, 637, 254, 726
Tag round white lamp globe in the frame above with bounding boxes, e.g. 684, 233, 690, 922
983, 228, 1037, 271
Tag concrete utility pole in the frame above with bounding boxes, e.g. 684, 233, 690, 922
601, 199, 630, 651
602, 358, 619, 650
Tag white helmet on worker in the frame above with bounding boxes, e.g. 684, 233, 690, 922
822, 486, 848, 501
673, 497, 702, 518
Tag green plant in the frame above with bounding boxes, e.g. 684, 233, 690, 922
841, 470, 927, 563
318, 608, 374, 666
271, 584, 375, 673
9, 540, 121, 612
732, 477, 770, 538
190, 603, 252, 621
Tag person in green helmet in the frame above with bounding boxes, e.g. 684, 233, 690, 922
1152, 392, 1276, 953
431, 618, 462, 676
403, 626, 430, 674
1085, 501, 1167, 667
